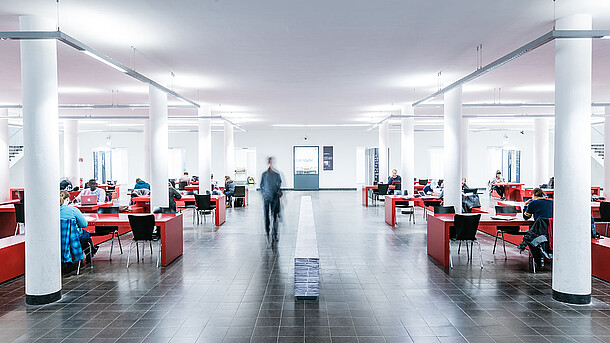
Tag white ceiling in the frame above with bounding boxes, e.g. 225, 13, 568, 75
1, 0, 610, 129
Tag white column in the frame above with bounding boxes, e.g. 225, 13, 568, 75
63, 120, 79, 186
224, 121, 235, 178
461, 118, 469, 180
443, 86, 462, 213
604, 109, 610, 198
143, 119, 151, 182
533, 118, 550, 187
20, 15, 61, 304
198, 106, 212, 194
149, 85, 169, 211
378, 121, 389, 183
0, 109, 9, 201
552, 13, 592, 304
401, 105, 414, 196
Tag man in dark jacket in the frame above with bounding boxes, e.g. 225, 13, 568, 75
260, 156, 282, 244
134, 178, 151, 190
168, 182, 182, 212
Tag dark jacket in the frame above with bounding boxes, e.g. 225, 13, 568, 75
168, 186, 182, 212
260, 168, 282, 201
519, 218, 552, 259
134, 180, 151, 190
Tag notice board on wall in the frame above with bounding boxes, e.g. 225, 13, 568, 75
323, 146, 333, 171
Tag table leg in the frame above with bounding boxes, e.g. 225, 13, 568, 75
159, 216, 183, 267
427, 216, 450, 267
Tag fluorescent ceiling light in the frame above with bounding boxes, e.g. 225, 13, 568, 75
106, 123, 143, 127
272, 124, 369, 128
513, 84, 555, 92
82, 50, 127, 73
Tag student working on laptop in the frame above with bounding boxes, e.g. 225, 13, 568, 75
523, 187, 553, 220
76, 179, 107, 204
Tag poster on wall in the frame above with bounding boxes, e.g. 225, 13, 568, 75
323, 146, 333, 171
294, 146, 319, 175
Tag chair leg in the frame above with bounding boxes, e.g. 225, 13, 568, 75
141, 242, 145, 261
501, 231, 507, 260
157, 241, 161, 268
476, 241, 483, 269
493, 230, 499, 254
126, 242, 133, 268
449, 241, 453, 269
116, 231, 123, 254
77, 260, 81, 275
150, 242, 153, 254
470, 242, 474, 261
136, 241, 140, 261
458, 242, 461, 254
466, 243, 469, 260
109, 232, 115, 260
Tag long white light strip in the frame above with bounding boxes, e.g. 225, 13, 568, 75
272, 124, 369, 127
82, 51, 127, 73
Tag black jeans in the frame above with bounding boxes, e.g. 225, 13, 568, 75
264, 197, 280, 238
492, 185, 504, 198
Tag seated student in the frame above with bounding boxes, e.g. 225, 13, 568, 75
423, 181, 434, 195
60, 191, 97, 264
523, 187, 553, 220
489, 170, 506, 200
387, 169, 402, 194
60, 179, 72, 191
210, 174, 221, 195
134, 178, 151, 190
179, 172, 190, 186
76, 179, 106, 204
224, 176, 236, 206
461, 178, 469, 191
168, 181, 182, 212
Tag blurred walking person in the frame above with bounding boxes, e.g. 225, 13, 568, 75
260, 156, 283, 245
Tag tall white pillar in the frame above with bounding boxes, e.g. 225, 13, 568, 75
461, 118, 469, 180
149, 85, 169, 211
533, 118, 550, 187
401, 105, 414, 196
552, 13, 592, 304
443, 86, 462, 213
378, 121, 389, 183
143, 119, 151, 182
224, 122, 235, 178
199, 107, 212, 194
0, 109, 9, 202
604, 108, 610, 198
63, 120, 79, 186
20, 15, 61, 305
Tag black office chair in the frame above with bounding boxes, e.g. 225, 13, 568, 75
599, 202, 610, 236
233, 186, 246, 207
195, 194, 216, 224
372, 184, 390, 206
127, 215, 160, 268
153, 207, 175, 213
90, 207, 122, 260
493, 206, 526, 260
450, 214, 483, 269
13, 203, 24, 235
395, 198, 415, 224
178, 181, 188, 190
418, 179, 428, 186
77, 240, 94, 275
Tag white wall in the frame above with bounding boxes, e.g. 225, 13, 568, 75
11, 125, 607, 190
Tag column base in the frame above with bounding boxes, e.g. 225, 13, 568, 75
552, 289, 591, 305
26, 290, 61, 305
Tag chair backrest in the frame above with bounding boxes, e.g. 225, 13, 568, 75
14, 203, 25, 224
97, 206, 120, 214
234, 185, 246, 197
600, 202, 610, 221
454, 214, 481, 241
418, 179, 428, 185
495, 205, 518, 214
153, 206, 175, 213
16, 190, 24, 203
377, 183, 390, 195
195, 194, 212, 210
128, 214, 156, 241
178, 181, 188, 190
434, 206, 455, 214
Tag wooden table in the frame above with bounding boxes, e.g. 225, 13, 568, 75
84, 213, 184, 267
74, 202, 114, 213
361, 185, 395, 207
427, 213, 533, 267
175, 194, 226, 226
384, 195, 442, 226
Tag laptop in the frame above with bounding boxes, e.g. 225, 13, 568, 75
418, 191, 426, 196
81, 195, 98, 205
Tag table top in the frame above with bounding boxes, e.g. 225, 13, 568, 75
385, 195, 442, 201
431, 213, 533, 225
74, 202, 113, 211
84, 213, 182, 224
0, 199, 20, 206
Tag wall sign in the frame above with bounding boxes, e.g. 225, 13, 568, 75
323, 146, 333, 171
294, 146, 319, 175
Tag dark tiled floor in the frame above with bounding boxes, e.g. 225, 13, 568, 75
2, 191, 610, 342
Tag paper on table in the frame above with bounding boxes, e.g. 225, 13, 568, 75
490, 215, 517, 221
